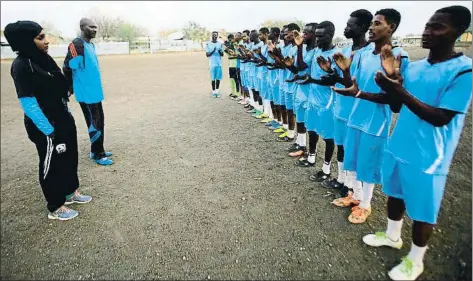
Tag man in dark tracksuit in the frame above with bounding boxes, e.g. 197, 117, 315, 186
63, 18, 113, 166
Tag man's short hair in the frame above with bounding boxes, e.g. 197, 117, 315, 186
270, 27, 281, 34
436, 5, 472, 35
259, 27, 270, 34
350, 9, 374, 33
375, 9, 401, 33
317, 21, 335, 36
305, 22, 318, 32
287, 23, 301, 32
242, 29, 250, 35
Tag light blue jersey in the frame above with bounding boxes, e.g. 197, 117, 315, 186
332, 43, 374, 121
347, 46, 410, 137
266, 42, 278, 86
206, 41, 224, 67
68, 39, 104, 104
295, 46, 318, 102
308, 46, 340, 108
278, 43, 288, 88
283, 45, 298, 93
253, 42, 265, 80
386, 54, 472, 175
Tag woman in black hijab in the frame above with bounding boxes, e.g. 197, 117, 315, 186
5, 21, 92, 221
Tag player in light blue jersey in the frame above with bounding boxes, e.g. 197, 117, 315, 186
285, 23, 318, 158
239, 30, 251, 106
253, 27, 271, 120
205, 31, 224, 98
323, 9, 373, 202
276, 23, 300, 142
356, 6, 471, 280
332, 9, 409, 225
263, 27, 283, 128
294, 21, 339, 183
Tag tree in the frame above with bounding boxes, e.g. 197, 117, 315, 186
158, 28, 180, 39
88, 11, 122, 41
182, 21, 210, 47
258, 18, 305, 30
117, 22, 146, 44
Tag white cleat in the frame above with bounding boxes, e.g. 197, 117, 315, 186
388, 257, 424, 281
363, 232, 403, 249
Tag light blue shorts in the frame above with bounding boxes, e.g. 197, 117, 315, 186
284, 91, 294, 110
333, 117, 348, 146
344, 126, 386, 184
210, 66, 222, 81
305, 105, 334, 139
294, 101, 307, 123
272, 85, 282, 105
382, 151, 447, 224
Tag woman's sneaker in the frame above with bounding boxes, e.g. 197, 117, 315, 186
48, 206, 78, 221
65, 193, 93, 205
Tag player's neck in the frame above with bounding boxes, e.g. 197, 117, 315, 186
428, 45, 456, 64
80, 34, 91, 43
320, 42, 334, 51
307, 40, 316, 50
352, 35, 367, 50
374, 37, 392, 54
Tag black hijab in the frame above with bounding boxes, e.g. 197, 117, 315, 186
4, 21, 58, 72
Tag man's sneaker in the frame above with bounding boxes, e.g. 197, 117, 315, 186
216, 93, 221, 98
278, 131, 289, 138
212, 93, 217, 98
348, 206, 371, 224
266, 120, 278, 127
335, 185, 351, 198
295, 157, 315, 167
90, 152, 112, 159
244, 104, 252, 109
309, 171, 330, 182
48, 206, 79, 221
247, 108, 257, 114
65, 193, 93, 205
288, 147, 307, 157
94, 157, 113, 166
388, 257, 424, 281
260, 118, 272, 123
251, 111, 263, 118
269, 124, 281, 130
238, 100, 246, 105
332, 193, 360, 207
273, 127, 285, 133
362, 232, 403, 249
321, 178, 343, 189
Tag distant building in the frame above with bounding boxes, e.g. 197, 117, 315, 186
458, 25, 472, 42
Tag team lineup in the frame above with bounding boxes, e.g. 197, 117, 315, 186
205, 6, 471, 281
3, 3, 472, 281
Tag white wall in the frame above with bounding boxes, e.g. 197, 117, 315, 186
1, 42, 130, 59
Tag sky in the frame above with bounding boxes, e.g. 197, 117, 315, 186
1, 1, 471, 39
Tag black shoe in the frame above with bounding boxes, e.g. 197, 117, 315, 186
309, 170, 330, 182
287, 143, 300, 152
321, 178, 343, 189
295, 158, 315, 167
334, 186, 352, 198
278, 136, 294, 142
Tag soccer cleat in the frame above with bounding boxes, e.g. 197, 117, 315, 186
348, 206, 371, 224
321, 178, 343, 189
48, 206, 78, 221
287, 143, 300, 152
266, 120, 278, 127
260, 118, 272, 123
332, 193, 360, 207
388, 257, 424, 281
65, 193, 93, 205
216, 93, 221, 98
252, 111, 263, 118
278, 131, 289, 138
90, 151, 112, 159
273, 127, 285, 133
246, 108, 256, 113
278, 136, 294, 142
309, 171, 330, 182
269, 124, 281, 130
295, 157, 315, 167
244, 104, 252, 109
334, 185, 352, 198
288, 147, 307, 157
94, 157, 114, 166
362, 232, 403, 249
255, 113, 269, 119
212, 93, 217, 98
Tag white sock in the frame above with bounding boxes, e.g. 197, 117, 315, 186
216, 88, 219, 94
299, 133, 306, 147
278, 121, 283, 125
407, 243, 427, 265
322, 161, 331, 174
345, 171, 353, 190
359, 182, 375, 209
337, 162, 345, 183
269, 107, 274, 119
212, 90, 216, 94
295, 134, 302, 146
349, 172, 363, 200
386, 218, 403, 242
288, 130, 295, 139
283, 124, 289, 130
307, 154, 316, 163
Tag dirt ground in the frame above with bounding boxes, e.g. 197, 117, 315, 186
1, 49, 471, 280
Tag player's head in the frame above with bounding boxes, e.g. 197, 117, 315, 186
303, 23, 318, 44
259, 27, 270, 41
242, 29, 250, 42
315, 21, 335, 47
80, 18, 97, 39
369, 9, 401, 42
269, 27, 281, 42
345, 9, 373, 39
235, 31, 242, 41
4, 20, 49, 55
227, 33, 235, 43
250, 29, 259, 42
211, 31, 218, 42
285, 23, 301, 43
280, 25, 288, 40
422, 5, 472, 49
